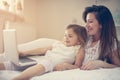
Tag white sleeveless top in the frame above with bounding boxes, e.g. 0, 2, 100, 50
83, 37, 117, 64
83, 37, 100, 64
45, 41, 81, 64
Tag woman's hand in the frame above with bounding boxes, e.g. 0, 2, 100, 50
80, 60, 103, 70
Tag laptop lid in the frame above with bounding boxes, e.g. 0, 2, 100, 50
3, 29, 19, 65
3, 29, 37, 66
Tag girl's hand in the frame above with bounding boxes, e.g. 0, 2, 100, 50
19, 51, 28, 57
54, 63, 79, 71
80, 60, 103, 70
54, 63, 69, 71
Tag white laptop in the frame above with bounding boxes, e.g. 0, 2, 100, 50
3, 29, 37, 66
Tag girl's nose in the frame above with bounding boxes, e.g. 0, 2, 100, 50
64, 36, 68, 40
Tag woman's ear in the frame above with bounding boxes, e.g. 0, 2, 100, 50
100, 25, 102, 29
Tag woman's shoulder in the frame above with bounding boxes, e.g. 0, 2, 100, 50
85, 36, 100, 48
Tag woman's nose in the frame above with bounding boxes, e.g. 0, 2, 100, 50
85, 22, 89, 28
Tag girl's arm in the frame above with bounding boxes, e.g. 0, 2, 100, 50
54, 47, 85, 71
19, 45, 52, 57
74, 47, 85, 67
64, 47, 85, 70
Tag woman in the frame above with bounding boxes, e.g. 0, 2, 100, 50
54, 5, 120, 71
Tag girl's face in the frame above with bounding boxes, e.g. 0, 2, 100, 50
85, 13, 101, 37
63, 28, 80, 47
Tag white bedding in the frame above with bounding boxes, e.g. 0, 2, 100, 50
31, 68, 120, 80
0, 70, 20, 80
0, 68, 120, 80
17, 38, 120, 80
1, 38, 119, 80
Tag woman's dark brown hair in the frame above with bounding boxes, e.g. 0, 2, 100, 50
83, 5, 120, 63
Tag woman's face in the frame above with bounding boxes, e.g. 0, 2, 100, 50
85, 13, 101, 37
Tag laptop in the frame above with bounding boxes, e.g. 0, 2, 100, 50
3, 29, 37, 66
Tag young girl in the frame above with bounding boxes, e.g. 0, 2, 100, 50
54, 5, 120, 71
12, 24, 87, 80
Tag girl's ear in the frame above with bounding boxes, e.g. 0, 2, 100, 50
78, 39, 82, 45
78, 42, 81, 45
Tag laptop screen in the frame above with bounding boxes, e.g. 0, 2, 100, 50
3, 29, 19, 64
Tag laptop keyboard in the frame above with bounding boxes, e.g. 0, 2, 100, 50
19, 57, 36, 63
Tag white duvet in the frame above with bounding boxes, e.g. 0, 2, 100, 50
1, 38, 120, 80
0, 67, 120, 80
31, 68, 120, 80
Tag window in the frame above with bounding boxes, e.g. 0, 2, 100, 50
0, 0, 24, 16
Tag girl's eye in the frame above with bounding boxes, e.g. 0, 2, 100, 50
68, 35, 73, 38
64, 34, 73, 38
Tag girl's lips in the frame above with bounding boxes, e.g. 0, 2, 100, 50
65, 41, 69, 43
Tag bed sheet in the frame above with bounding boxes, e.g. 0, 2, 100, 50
0, 68, 120, 80
0, 70, 20, 80
31, 67, 120, 80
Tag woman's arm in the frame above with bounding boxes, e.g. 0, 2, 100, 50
19, 45, 52, 57
80, 60, 117, 70
111, 50, 120, 67
81, 50, 120, 70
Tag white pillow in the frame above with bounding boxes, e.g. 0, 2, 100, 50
18, 38, 59, 51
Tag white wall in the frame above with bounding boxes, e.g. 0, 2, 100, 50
36, 0, 120, 40
23, 0, 120, 41
1, 0, 119, 53
37, 0, 86, 40
24, 0, 39, 37
9, 22, 37, 44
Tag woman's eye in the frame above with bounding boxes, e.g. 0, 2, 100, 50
86, 20, 93, 23
68, 35, 72, 38
88, 21, 93, 23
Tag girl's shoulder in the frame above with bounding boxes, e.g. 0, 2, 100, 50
52, 41, 63, 47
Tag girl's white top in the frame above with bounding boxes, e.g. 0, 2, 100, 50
45, 41, 81, 64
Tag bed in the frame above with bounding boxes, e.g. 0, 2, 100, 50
0, 68, 120, 80
1, 38, 120, 80
31, 68, 120, 80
